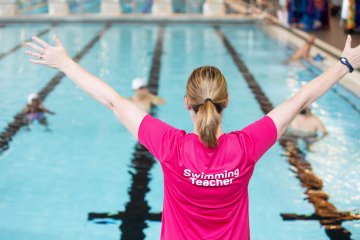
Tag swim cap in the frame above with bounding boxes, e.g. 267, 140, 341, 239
132, 78, 146, 90
27, 93, 39, 104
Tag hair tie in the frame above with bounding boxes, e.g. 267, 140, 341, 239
204, 98, 213, 103
191, 98, 224, 114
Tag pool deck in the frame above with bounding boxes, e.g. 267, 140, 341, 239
312, 16, 360, 52
266, 23, 360, 99
0, 14, 257, 24
259, 10, 360, 98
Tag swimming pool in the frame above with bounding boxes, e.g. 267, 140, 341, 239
0, 22, 359, 239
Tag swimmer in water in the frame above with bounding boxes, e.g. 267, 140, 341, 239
23, 93, 55, 130
290, 35, 316, 61
128, 78, 165, 113
287, 107, 328, 150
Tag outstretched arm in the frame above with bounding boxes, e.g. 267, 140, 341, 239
268, 35, 360, 139
149, 93, 165, 105
39, 103, 55, 115
25, 35, 147, 139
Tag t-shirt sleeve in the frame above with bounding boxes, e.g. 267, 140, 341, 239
240, 116, 278, 164
138, 114, 184, 163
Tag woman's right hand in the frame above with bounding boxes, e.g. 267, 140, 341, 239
25, 35, 73, 71
341, 35, 360, 69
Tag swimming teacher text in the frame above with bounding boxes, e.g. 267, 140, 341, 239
183, 168, 240, 187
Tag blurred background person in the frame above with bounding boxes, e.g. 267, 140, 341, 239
23, 93, 55, 130
128, 78, 165, 113
286, 107, 328, 150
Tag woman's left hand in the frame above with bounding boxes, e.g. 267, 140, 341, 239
342, 35, 360, 69
25, 35, 72, 71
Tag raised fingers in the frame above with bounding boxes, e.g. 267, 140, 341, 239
345, 35, 352, 50
26, 42, 45, 53
52, 34, 64, 47
29, 59, 47, 65
32, 36, 50, 48
25, 50, 42, 59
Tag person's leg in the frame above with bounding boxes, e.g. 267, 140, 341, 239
291, 35, 315, 61
37, 113, 51, 131
291, 46, 306, 61
303, 35, 315, 58
23, 115, 31, 131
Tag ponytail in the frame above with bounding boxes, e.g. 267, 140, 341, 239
186, 66, 228, 148
196, 101, 221, 148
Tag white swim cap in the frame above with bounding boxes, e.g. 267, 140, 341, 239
27, 93, 39, 104
132, 78, 146, 90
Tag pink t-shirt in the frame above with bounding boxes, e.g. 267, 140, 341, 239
138, 115, 277, 240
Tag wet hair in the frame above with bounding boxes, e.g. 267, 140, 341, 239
186, 66, 228, 148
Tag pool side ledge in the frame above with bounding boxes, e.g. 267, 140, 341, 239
0, 14, 257, 24
263, 24, 360, 98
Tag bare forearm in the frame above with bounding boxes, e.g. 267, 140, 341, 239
293, 62, 348, 109
149, 93, 165, 105
61, 59, 121, 109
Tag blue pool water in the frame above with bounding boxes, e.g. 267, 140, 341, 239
0, 23, 359, 239
19, 0, 100, 14
18, 0, 203, 14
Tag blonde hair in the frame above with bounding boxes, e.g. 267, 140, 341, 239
186, 66, 228, 148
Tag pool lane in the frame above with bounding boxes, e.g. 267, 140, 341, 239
0, 23, 105, 153
0, 23, 159, 239
0, 26, 52, 60
88, 25, 165, 240
0, 23, 51, 59
0, 23, 54, 130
